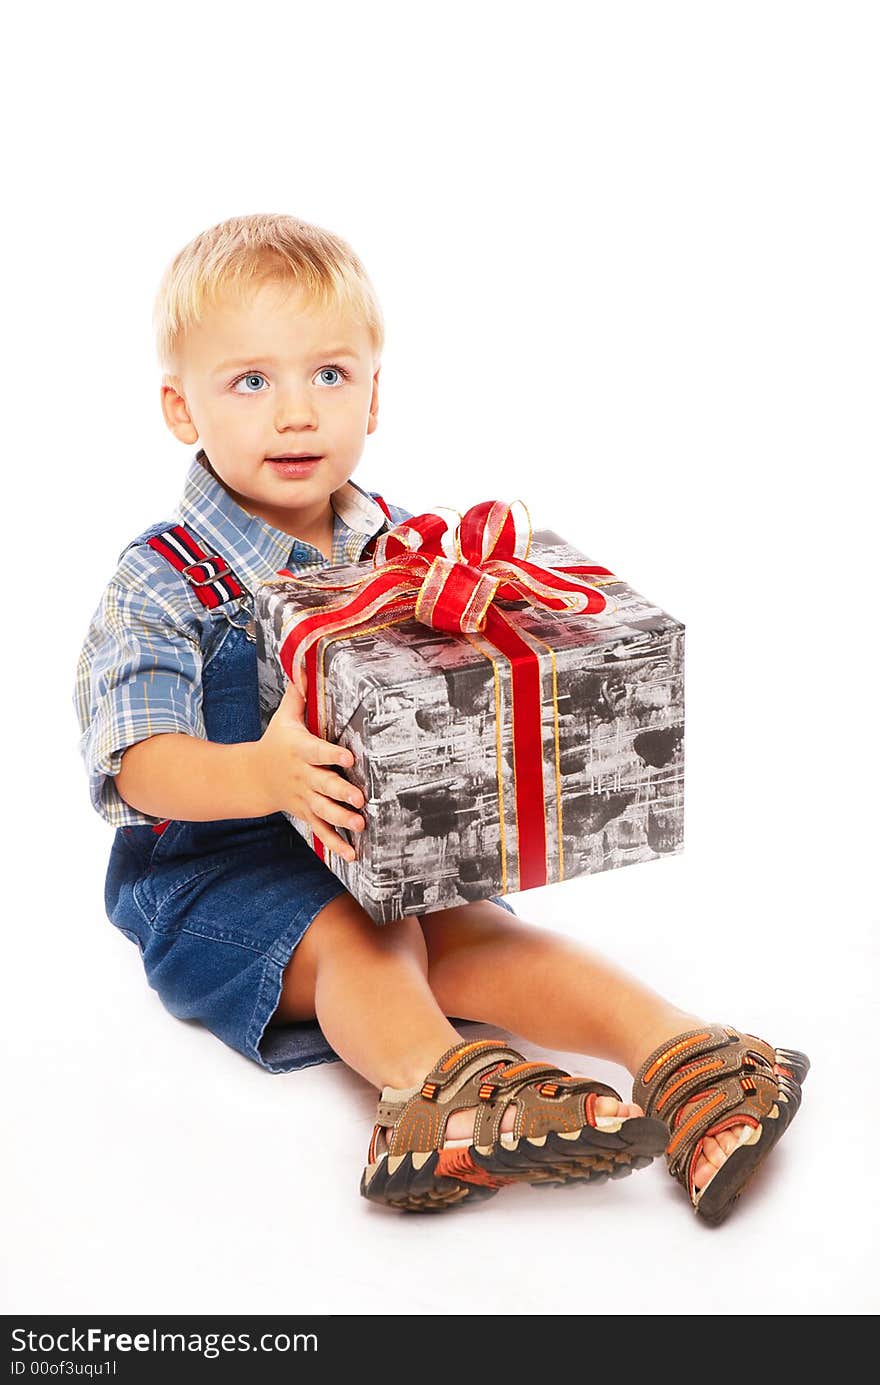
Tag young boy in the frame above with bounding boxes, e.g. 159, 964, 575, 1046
73, 213, 808, 1224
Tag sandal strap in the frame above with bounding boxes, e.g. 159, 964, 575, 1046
649, 1042, 774, 1119
471, 1062, 567, 1146
474, 1068, 622, 1146
632, 1024, 781, 1179
664, 1073, 777, 1177
632, 1024, 773, 1111
377, 1038, 529, 1155
375, 1037, 624, 1157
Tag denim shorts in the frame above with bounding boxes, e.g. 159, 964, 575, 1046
101, 587, 515, 1076
105, 811, 516, 1075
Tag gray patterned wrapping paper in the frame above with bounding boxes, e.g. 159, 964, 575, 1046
255, 530, 685, 923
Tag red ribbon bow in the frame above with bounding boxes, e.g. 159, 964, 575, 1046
277, 499, 613, 693
274, 500, 616, 891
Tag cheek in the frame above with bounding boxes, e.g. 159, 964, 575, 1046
343, 386, 375, 420
219, 399, 265, 434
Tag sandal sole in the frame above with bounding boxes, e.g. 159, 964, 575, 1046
693, 1046, 810, 1227
361, 1114, 669, 1212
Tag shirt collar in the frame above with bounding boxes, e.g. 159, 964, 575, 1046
175, 448, 390, 596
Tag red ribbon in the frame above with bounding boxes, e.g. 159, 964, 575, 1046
274, 500, 615, 890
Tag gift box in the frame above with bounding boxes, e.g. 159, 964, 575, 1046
255, 502, 684, 923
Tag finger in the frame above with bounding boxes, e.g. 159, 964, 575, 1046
317, 768, 365, 809
281, 680, 306, 717
310, 793, 366, 833
309, 817, 358, 863
305, 737, 356, 770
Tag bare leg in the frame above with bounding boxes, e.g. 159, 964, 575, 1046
271, 892, 462, 1089
419, 900, 698, 1073
420, 900, 747, 1190
271, 892, 640, 1146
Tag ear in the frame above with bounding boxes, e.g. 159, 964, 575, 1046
160, 374, 199, 445
366, 363, 380, 436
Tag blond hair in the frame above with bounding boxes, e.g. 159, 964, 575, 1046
153, 212, 385, 377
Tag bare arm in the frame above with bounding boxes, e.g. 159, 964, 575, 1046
115, 682, 367, 860
116, 734, 271, 821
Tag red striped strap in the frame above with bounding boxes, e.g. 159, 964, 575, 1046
361, 493, 393, 559
144, 504, 388, 832
145, 524, 245, 609
143, 523, 246, 839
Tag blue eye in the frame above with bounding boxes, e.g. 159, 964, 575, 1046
232, 372, 268, 394
230, 363, 352, 393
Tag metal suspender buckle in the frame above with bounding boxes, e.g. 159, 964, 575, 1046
179, 551, 256, 641
181, 557, 232, 585
224, 607, 257, 642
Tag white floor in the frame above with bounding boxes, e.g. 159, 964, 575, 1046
5, 0, 879, 1323
5, 771, 877, 1316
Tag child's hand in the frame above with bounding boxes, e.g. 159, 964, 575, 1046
256, 680, 366, 862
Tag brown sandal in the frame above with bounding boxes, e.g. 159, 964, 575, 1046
361, 1036, 669, 1211
632, 1023, 810, 1226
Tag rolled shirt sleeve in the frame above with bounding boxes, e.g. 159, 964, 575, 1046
73, 581, 207, 826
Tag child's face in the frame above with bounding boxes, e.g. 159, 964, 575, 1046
161, 280, 380, 537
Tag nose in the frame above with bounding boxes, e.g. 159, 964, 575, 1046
273, 381, 318, 432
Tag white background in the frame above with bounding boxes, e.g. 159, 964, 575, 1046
3, 0, 878, 1317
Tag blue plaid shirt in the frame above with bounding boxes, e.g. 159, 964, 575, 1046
74, 448, 413, 827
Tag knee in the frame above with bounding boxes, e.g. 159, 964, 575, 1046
274, 895, 428, 1024
309, 893, 427, 961
421, 898, 528, 967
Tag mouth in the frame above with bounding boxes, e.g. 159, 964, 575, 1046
265, 454, 323, 476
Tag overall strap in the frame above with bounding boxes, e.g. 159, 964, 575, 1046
140, 524, 251, 838
361, 493, 394, 559
145, 524, 245, 610
143, 495, 396, 596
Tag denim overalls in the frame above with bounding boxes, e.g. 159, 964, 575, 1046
103, 521, 515, 1075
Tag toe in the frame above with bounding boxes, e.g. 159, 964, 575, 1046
701, 1134, 729, 1171
693, 1136, 729, 1190
692, 1125, 751, 1190
595, 1097, 644, 1121
693, 1151, 718, 1189
375, 1126, 391, 1158
713, 1127, 745, 1158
